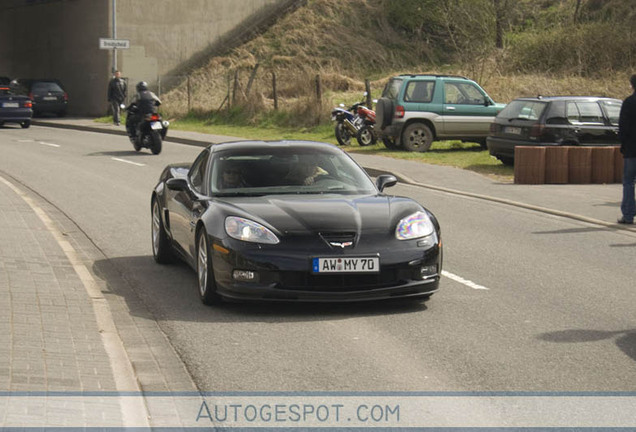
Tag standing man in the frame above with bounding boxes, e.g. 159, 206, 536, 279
107, 70, 127, 126
618, 74, 636, 225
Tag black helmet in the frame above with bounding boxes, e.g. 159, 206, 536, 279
136, 81, 148, 92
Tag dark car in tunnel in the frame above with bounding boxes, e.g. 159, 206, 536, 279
15, 79, 68, 117
0, 84, 33, 128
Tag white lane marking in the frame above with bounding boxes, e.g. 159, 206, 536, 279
111, 157, 145, 167
442, 270, 490, 290
38, 141, 60, 147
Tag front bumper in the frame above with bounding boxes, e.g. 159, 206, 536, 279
211, 240, 441, 302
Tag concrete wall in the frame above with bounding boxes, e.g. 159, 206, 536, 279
0, 0, 110, 116
0, 0, 300, 116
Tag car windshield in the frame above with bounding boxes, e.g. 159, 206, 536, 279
209, 146, 377, 196
381, 78, 403, 100
32, 82, 64, 93
497, 100, 547, 121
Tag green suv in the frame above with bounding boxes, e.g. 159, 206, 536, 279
375, 74, 505, 152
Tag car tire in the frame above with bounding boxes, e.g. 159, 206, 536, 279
356, 125, 376, 146
477, 139, 488, 150
402, 122, 433, 152
375, 97, 394, 129
334, 122, 351, 146
151, 198, 174, 264
497, 155, 514, 166
196, 228, 222, 306
20, 120, 30, 129
382, 136, 399, 150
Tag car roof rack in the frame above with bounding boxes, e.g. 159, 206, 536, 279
397, 74, 469, 79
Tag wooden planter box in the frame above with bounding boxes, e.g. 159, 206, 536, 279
545, 147, 569, 184
514, 146, 546, 184
568, 147, 593, 184
591, 147, 616, 184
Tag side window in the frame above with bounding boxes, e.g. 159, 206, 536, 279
601, 101, 621, 125
445, 82, 485, 105
566, 102, 581, 123
575, 102, 604, 124
188, 150, 210, 194
404, 81, 433, 103
444, 83, 462, 104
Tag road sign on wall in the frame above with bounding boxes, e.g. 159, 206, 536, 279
99, 38, 130, 49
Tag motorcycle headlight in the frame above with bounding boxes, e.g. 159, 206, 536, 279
225, 217, 279, 244
395, 211, 435, 240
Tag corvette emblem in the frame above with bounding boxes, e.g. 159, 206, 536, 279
329, 241, 353, 248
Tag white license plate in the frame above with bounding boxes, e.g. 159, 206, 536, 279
150, 121, 162, 130
43, 96, 57, 101
312, 257, 380, 273
2, 102, 19, 108
505, 126, 521, 135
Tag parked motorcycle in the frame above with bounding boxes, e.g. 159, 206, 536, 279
124, 103, 169, 155
331, 101, 364, 146
355, 105, 377, 146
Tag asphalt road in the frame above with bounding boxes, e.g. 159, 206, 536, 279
1, 124, 635, 395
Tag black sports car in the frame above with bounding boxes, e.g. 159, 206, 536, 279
151, 141, 442, 304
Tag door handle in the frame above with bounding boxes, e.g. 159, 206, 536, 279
446, 106, 456, 110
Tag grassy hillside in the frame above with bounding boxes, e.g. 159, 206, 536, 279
159, 0, 635, 125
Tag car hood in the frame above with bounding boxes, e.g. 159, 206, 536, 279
217, 194, 422, 235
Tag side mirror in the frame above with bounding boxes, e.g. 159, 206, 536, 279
376, 174, 397, 192
484, 98, 493, 107
166, 177, 189, 191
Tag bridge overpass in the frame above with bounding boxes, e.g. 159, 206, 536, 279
0, 0, 301, 116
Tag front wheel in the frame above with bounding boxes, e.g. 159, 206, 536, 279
334, 122, 352, 146
151, 198, 174, 264
402, 122, 433, 152
197, 229, 222, 306
356, 125, 376, 146
150, 131, 162, 155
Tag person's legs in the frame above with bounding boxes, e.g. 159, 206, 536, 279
111, 101, 120, 125
620, 157, 636, 222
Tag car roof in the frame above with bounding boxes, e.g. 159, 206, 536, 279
394, 74, 469, 80
209, 140, 341, 153
511, 96, 621, 102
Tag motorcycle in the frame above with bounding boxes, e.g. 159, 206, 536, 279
355, 105, 377, 146
124, 103, 169, 155
331, 101, 364, 146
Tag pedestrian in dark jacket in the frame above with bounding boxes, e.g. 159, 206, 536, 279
107, 71, 127, 126
617, 74, 636, 224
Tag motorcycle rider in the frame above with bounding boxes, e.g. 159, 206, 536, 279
126, 81, 162, 139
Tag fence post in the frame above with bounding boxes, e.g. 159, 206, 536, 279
232, 70, 240, 106
187, 75, 191, 112
245, 63, 259, 98
315, 74, 322, 107
272, 71, 278, 110
227, 72, 232, 110
365, 79, 372, 108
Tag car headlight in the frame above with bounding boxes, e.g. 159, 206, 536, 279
395, 211, 435, 240
225, 217, 279, 244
